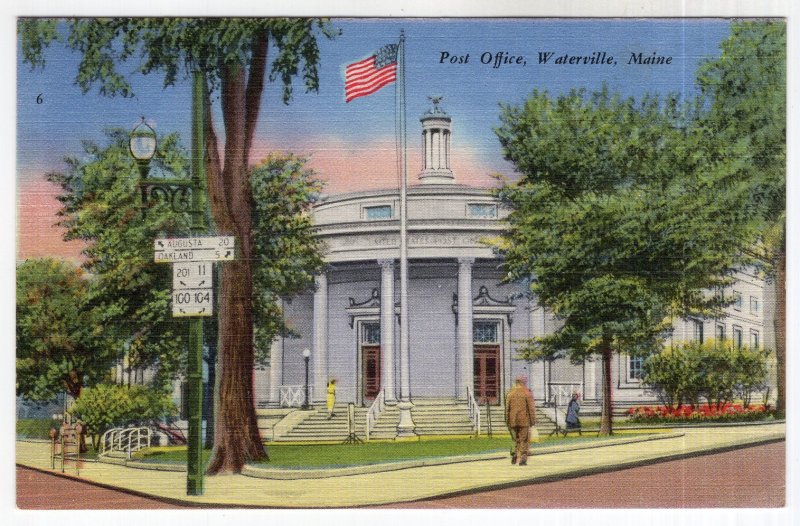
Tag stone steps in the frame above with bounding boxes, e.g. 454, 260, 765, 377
271, 399, 560, 441
273, 406, 368, 442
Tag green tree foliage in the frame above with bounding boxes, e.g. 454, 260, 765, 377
17, 258, 115, 400
47, 129, 190, 387
251, 153, 326, 360
696, 20, 786, 415
20, 18, 338, 472
70, 384, 176, 446
495, 87, 753, 435
643, 341, 770, 410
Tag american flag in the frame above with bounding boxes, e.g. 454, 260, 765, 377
345, 44, 398, 103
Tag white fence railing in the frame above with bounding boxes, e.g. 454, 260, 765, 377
279, 385, 314, 408
99, 426, 151, 458
365, 390, 385, 441
547, 382, 583, 407
466, 385, 481, 436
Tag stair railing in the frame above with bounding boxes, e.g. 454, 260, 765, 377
279, 385, 314, 408
100, 426, 151, 458
99, 427, 123, 455
365, 389, 385, 442
466, 385, 481, 436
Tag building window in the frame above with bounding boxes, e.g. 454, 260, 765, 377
715, 324, 725, 343
467, 203, 498, 219
750, 330, 760, 349
364, 205, 393, 220
629, 355, 644, 381
733, 326, 743, 349
733, 291, 743, 311
692, 319, 704, 342
750, 296, 760, 315
473, 321, 498, 343
361, 322, 381, 345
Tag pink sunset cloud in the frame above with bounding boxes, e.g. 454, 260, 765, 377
17, 178, 85, 263
250, 134, 509, 194
18, 135, 514, 262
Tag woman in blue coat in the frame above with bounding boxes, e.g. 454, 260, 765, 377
565, 392, 581, 433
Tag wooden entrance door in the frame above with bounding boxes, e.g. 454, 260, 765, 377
474, 345, 500, 404
362, 345, 381, 401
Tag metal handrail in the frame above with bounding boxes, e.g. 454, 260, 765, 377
365, 389, 385, 441
100, 427, 124, 455
466, 385, 481, 436
279, 385, 315, 408
100, 426, 151, 458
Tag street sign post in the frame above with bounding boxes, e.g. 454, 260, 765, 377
154, 236, 234, 263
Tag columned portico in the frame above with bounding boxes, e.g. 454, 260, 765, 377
312, 272, 328, 402
457, 257, 474, 399
378, 259, 396, 402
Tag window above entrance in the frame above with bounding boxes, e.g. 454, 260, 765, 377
361, 322, 381, 345
473, 321, 499, 343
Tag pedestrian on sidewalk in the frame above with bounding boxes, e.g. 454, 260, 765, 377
565, 392, 581, 434
506, 376, 536, 466
327, 378, 337, 419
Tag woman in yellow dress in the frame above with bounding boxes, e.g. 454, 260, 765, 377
326, 379, 337, 419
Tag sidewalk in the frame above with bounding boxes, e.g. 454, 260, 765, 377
16, 422, 785, 508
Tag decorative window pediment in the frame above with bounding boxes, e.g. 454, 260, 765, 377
452, 285, 516, 325
345, 288, 401, 327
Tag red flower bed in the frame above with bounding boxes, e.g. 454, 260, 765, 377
626, 403, 772, 423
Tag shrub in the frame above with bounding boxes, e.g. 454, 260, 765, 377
643, 340, 770, 410
69, 384, 176, 444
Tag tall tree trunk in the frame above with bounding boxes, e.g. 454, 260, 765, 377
774, 239, 785, 417
598, 346, 614, 436
204, 43, 270, 473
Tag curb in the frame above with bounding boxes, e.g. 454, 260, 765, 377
243, 432, 685, 480
105, 432, 683, 479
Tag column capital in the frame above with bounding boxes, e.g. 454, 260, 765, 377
377, 259, 395, 270
458, 257, 475, 267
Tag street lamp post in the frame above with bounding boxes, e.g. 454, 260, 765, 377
129, 71, 208, 496
302, 348, 311, 409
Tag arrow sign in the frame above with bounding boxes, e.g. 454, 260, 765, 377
172, 288, 213, 317
154, 236, 235, 263
172, 262, 213, 317
173, 262, 212, 290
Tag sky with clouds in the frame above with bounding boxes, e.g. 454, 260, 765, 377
17, 18, 734, 261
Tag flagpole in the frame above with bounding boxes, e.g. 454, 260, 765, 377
396, 29, 416, 437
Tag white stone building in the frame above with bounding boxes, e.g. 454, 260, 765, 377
258, 102, 770, 415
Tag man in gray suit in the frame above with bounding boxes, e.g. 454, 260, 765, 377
506, 376, 536, 466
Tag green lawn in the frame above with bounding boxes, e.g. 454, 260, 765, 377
136, 434, 639, 468
17, 418, 58, 439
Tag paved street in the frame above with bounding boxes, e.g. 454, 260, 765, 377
379, 441, 785, 508
17, 441, 784, 509
16, 466, 186, 509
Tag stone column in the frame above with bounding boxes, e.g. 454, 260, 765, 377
379, 259, 396, 402
457, 258, 474, 399
312, 272, 328, 403
268, 336, 283, 406
586, 354, 598, 401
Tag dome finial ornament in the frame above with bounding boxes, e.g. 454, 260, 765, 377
428, 95, 444, 113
